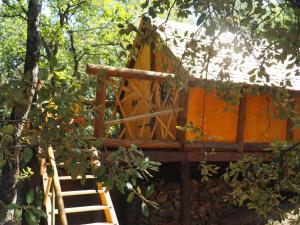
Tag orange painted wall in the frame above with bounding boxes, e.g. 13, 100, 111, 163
244, 94, 287, 142
186, 88, 239, 142
293, 96, 300, 141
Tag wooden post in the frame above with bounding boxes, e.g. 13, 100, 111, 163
95, 73, 107, 137
180, 159, 191, 225
286, 94, 296, 141
237, 95, 247, 152
177, 89, 189, 145
150, 41, 156, 71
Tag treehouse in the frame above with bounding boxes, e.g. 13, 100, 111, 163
86, 18, 300, 163
40, 19, 300, 225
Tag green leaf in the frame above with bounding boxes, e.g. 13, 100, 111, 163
141, 0, 149, 8
38, 68, 49, 80
24, 147, 33, 163
141, 202, 149, 217
14, 208, 22, 220
26, 189, 34, 204
1, 124, 15, 135
126, 182, 133, 190
196, 14, 206, 26
25, 210, 36, 225
0, 159, 7, 168
94, 138, 103, 147
6, 203, 18, 210
137, 186, 141, 195
249, 75, 256, 82
145, 184, 154, 198
127, 192, 135, 203
31, 207, 46, 218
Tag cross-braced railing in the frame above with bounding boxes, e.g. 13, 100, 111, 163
105, 76, 182, 140
88, 65, 183, 142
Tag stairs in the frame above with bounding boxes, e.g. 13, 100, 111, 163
41, 146, 119, 225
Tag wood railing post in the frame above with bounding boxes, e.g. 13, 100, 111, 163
95, 73, 107, 137
237, 95, 247, 152
177, 89, 189, 147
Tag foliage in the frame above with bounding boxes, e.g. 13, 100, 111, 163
223, 142, 300, 221
0, 0, 159, 223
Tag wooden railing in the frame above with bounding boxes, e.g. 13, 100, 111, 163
87, 65, 182, 145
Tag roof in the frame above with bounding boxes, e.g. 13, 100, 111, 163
149, 19, 300, 90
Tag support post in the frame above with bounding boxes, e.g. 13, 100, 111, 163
150, 41, 156, 71
177, 89, 189, 145
286, 94, 296, 141
180, 159, 191, 225
95, 73, 107, 137
237, 95, 247, 152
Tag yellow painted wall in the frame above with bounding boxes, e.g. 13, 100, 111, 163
123, 44, 152, 139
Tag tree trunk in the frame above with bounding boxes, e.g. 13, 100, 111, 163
0, 0, 42, 224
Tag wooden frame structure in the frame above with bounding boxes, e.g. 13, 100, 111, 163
88, 64, 296, 225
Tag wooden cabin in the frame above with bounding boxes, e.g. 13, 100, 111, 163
86, 18, 300, 162
86, 18, 300, 225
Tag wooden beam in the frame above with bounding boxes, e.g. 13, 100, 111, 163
180, 159, 191, 225
186, 150, 271, 162
236, 95, 247, 152
185, 142, 240, 151
102, 138, 181, 149
95, 74, 107, 137
104, 107, 183, 126
86, 64, 172, 81
185, 141, 270, 151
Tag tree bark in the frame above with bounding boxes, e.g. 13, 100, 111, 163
0, 0, 42, 224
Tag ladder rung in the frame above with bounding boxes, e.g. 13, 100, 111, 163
58, 175, 95, 180
49, 189, 104, 197
52, 205, 109, 214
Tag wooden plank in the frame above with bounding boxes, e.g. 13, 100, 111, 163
58, 175, 95, 180
95, 74, 107, 137
87, 64, 172, 81
97, 183, 119, 224
180, 159, 191, 225
52, 205, 109, 214
49, 190, 102, 197
236, 96, 247, 152
102, 138, 181, 149
104, 107, 183, 126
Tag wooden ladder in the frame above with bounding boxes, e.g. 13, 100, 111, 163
41, 146, 119, 225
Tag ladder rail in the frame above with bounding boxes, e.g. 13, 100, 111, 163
48, 146, 68, 225
41, 146, 119, 225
